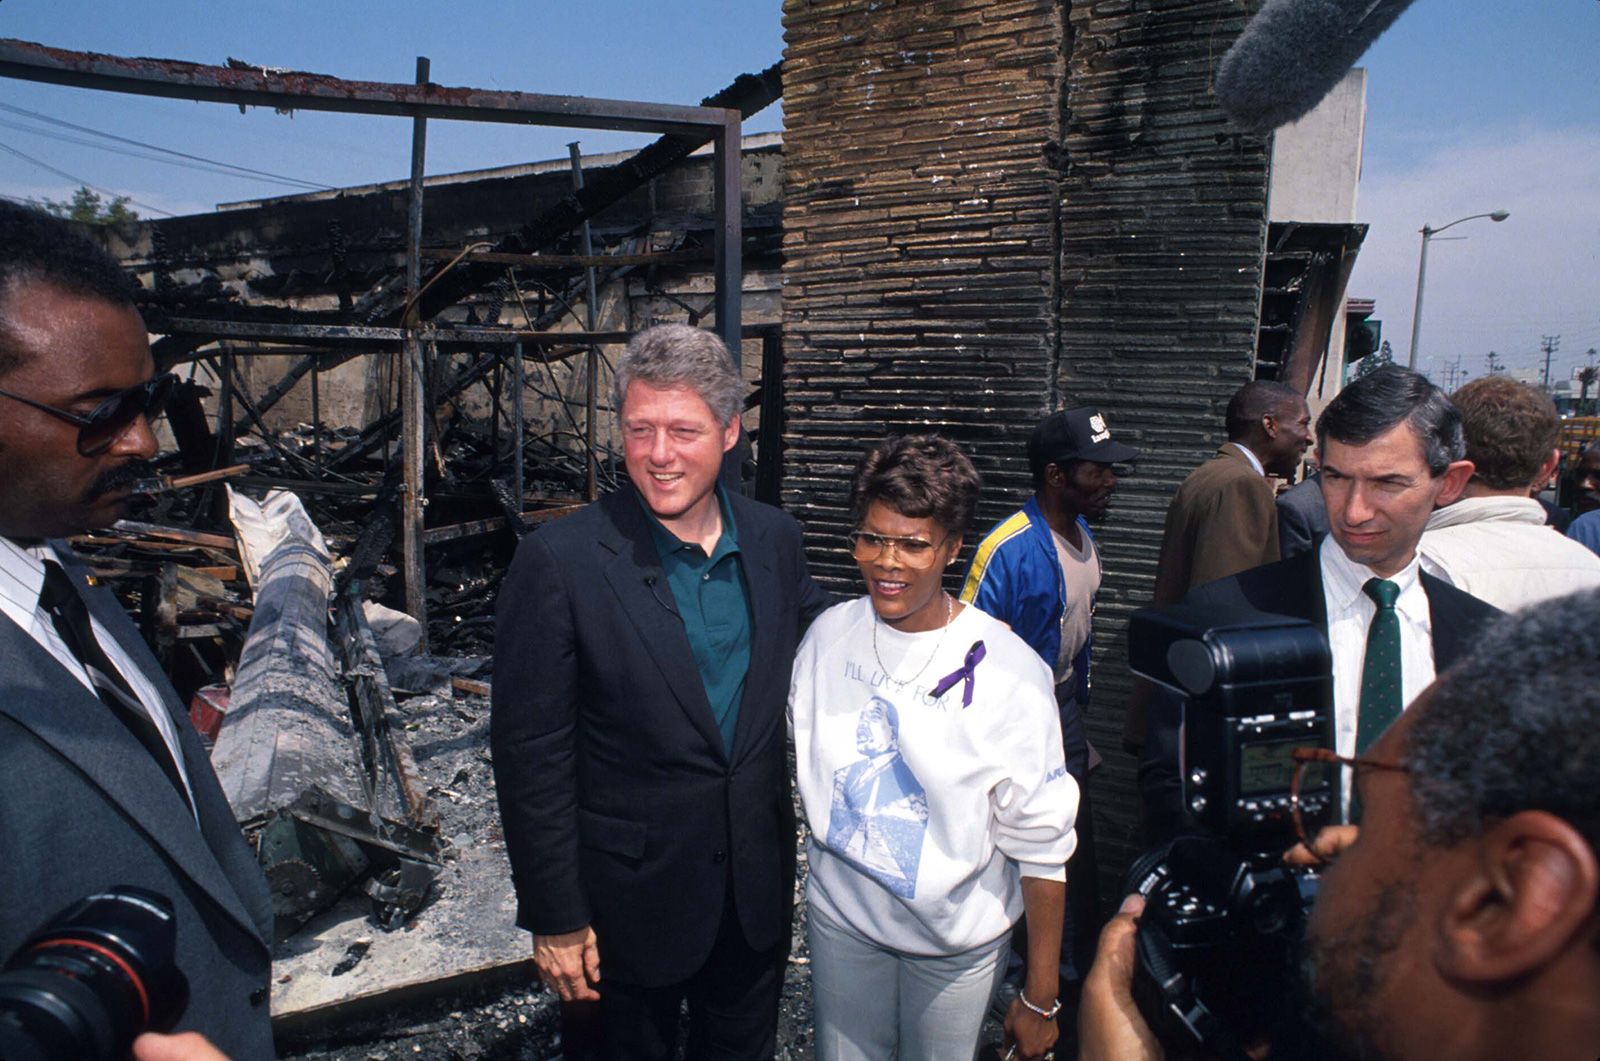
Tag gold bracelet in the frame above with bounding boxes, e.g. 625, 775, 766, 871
1018, 990, 1062, 1021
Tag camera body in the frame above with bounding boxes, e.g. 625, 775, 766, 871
1125, 605, 1334, 1060
0, 887, 189, 1061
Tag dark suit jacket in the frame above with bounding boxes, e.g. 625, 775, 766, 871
1275, 473, 1329, 561
1139, 547, 1502, 842
0, 545, 275, 1059
491, 486, 829, 987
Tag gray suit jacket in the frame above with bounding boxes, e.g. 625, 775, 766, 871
0, 544, 275, 1058
1276, 473, 1329, 561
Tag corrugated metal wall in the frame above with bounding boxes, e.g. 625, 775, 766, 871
781, 0, 1270, 895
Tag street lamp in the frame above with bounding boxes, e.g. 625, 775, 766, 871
1407, 210, 1510, 370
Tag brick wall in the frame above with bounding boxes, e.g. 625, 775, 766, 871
781, 0, 1270, 887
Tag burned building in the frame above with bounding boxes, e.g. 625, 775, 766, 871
0, 2, 1371, 1041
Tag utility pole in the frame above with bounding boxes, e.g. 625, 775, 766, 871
1540, 335, 1561, 391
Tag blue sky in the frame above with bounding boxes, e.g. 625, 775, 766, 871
1350, 0, 1600, 384
0, 1, 787, 211
0, 1, 1593, 381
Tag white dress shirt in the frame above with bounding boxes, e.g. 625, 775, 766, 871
1319, 540, 1435, 815
0, 536, 195, 809
1228, 441, 1266, 477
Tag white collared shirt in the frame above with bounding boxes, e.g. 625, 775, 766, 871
1320, 539, 1435, 815
1229, 441, 1266, 477
0, 537, 195, 810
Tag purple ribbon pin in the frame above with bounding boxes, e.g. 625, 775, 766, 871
931, 640, 986, 708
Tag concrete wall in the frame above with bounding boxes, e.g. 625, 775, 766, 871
1268, 69, 1367, 225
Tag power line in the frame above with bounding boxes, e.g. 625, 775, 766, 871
0, 116, 326, 191
0, 101, 332, 191
0, 141, 174, 218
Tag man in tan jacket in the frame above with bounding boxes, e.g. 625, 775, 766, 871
1125, 381, 1310, 751
1150, 380, 1312, 604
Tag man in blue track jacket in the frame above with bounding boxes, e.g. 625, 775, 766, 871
960, 406, 1139, 989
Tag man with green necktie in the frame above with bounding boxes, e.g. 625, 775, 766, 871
1141, 367, 1502, 833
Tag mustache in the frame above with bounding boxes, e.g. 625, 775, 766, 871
87, 459, 158, 500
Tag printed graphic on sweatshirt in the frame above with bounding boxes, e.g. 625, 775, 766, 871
825, 694, 929, 898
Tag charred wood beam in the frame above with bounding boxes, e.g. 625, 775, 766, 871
251, 352, 324, 420
323, 344, 593, 472
420, 503, 582, 546
112, 520, 238, 552
332, 585, 436, 831
421, 246, 710, 269
147, 312, 635, 348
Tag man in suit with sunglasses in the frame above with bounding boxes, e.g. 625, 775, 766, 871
0, 203, 274, 1058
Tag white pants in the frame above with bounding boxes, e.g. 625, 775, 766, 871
808, 899, 1010, 1061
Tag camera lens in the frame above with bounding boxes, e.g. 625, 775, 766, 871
0, 887, 190, 1061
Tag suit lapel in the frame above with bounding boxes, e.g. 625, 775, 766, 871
598, 491, 727, 756
0, 604, 266, 946
1298, 549, 1330, 629
728, 498, 779, 764
1420, 572, 1471, 669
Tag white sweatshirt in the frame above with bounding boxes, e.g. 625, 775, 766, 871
788, 596, 1079, 957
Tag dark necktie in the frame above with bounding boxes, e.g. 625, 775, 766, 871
39, 562, 192, 811
1356, 577, 1403, 754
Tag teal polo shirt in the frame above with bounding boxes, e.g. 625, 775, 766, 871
646, 487, 752, 755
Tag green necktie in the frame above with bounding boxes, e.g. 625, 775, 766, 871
1356, 578, 1402, 754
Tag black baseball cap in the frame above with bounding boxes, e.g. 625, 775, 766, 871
1029, 407, 1140, 467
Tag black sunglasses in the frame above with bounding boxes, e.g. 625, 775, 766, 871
0, 372, 177, 456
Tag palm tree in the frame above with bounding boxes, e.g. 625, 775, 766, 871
1580, 363, 1599, 415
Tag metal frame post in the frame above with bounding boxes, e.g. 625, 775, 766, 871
568, 142, 601, 501
711, 115, 744, 489
511, 341, 525, 506
711, 116, 743, 361
401, 56, 430, 636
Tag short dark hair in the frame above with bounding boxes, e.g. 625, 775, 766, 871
1027, 442, 1052, 492
1406, 586, 1600, 857
0, 201, 139, 375
1316, 366, 1464, 475
1449, 376, 1560, 490
849, 434, 982, 539
1225, 380, 1303, 441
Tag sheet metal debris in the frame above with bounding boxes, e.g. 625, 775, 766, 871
214, 487, 440, 938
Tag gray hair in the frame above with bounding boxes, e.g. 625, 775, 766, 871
1407, 587, 1600, 857
613, 324, 743, 427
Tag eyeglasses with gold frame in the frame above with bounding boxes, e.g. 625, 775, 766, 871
847, 530, 948, 569
1289, 746, 1408, 862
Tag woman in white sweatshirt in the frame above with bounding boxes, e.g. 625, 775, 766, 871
789, 435, 1079, 1061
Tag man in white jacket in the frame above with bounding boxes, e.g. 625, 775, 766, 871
1420, 376, 1600, 610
